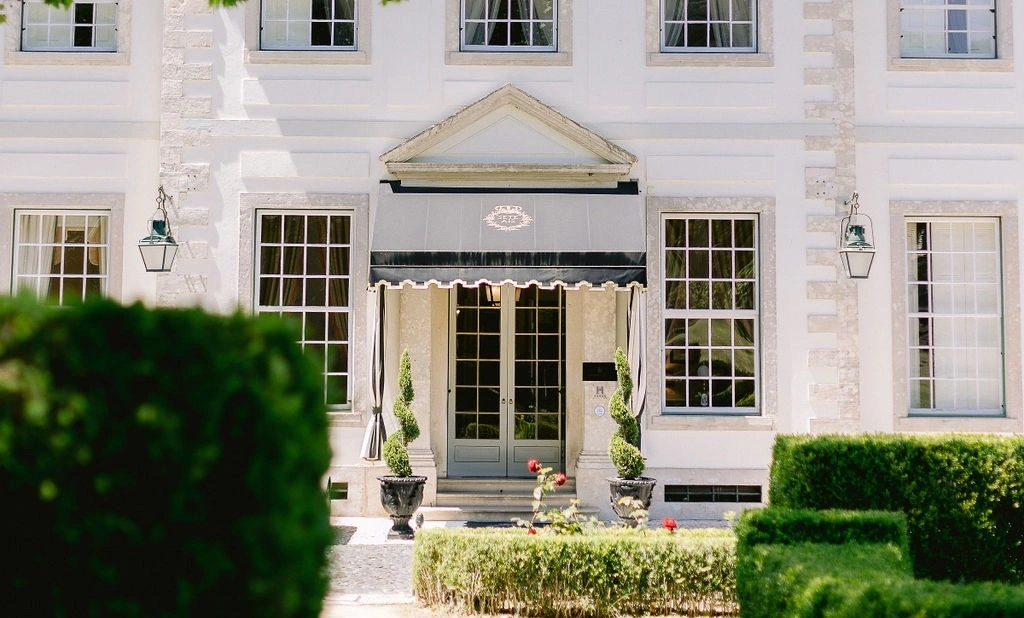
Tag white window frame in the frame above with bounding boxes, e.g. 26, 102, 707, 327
239, 193, 368, 423
0, 194, 124, 303
646, 0, 772, 67
260, 0, 357, 51
13, 209, 110, 304
6, 0, 129, 65
891, 200, 1022, 433
446, 0, 571, 65
905, 218, 1004, 416
888, 0, 1012, 71
899, 0, 995, 59
661, 213, 761, 416
254, 210, 354, 410
246, 0, 371, 64
20, 0, 118, 52
660, 0, 756, 53
460, 0, 557, 52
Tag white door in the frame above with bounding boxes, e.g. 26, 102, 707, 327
447, 284, 565, 477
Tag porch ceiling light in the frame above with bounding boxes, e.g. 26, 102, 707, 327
839, 192, 875, 279
138, 186, 179, 273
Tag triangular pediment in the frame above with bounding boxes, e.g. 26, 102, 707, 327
380, 84, 636, 185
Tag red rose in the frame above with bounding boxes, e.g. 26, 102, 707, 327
528, 527, 537, 535
527, 458, 542, 473
554, 472, 567, 486
662, 517, 677, 531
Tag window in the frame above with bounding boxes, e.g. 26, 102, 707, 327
661, 0, 756, 52
663, 215, 758, 414
13, 211, 108, 304
907, 219, 1003, 415
461, 0, 556, 51
255, 212, 352, 408
21, 1, 117, 52
900, 0, 995, 59
261, 0, 357, 50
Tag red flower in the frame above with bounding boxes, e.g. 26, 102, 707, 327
554, 472, 567, 486
662, 517, 677, 531
527, 458, 542, 473
528, 527, 537, 535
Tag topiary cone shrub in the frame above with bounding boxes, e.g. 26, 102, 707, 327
0, 296, 332, 618
609, 346, 645, 480
382, 349, 420, 477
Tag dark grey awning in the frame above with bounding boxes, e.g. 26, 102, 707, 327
370, 184, 646, 288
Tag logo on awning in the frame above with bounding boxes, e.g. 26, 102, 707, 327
484, 204, 533, 232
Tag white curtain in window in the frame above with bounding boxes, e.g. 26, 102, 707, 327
663, 0, 685, 47
16, 214, 59, 298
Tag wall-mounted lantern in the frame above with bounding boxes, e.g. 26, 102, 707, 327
839, 192, 875, 279
138, 186, 179, 272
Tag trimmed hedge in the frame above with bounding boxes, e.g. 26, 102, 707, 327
0, 297, 332, 618
734, 507, 909, 554
769, 433, 1024, 582
736, 508, 1024, 618
413, 527, 737, 617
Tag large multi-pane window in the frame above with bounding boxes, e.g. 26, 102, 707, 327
261, 0, 357, 50
462, 0, 556, 51
661, 0, 756, 52
663, 215, 758, 414
21, 1, 117, 52
13, 211, 108, 304
907, 219, 1004, 415
256, 212, 352, 408
900, 0, 995, 58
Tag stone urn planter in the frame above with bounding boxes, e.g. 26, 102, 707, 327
379, 475, 427, 539
608, 476, 657, 524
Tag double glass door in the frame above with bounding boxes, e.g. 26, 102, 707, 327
447, 284, 565, 477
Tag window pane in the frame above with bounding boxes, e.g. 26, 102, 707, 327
906, 219, 1003, 414
261, 0, 357, 50
462, 0, 556, 50
663, 215, 759, 414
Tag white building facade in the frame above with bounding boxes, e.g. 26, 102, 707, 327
2, 0, 1022, 520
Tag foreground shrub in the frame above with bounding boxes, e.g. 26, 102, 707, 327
769, 433, 1024, 582
736, 508, 1024, 618
0, 297, 332, 618
413, 527, 737, 617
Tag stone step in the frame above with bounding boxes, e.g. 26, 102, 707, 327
424, 477, 586, 523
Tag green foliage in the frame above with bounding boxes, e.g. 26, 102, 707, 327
734, 508, 1024, 618
769, 433, 1024, 582
609, 433, 646, 480
608, 346, 645, 479
413, 527, 737, 617
735, 508, 909, 554
735, 541, 913, 618
382, 431, 413, 477
0, 296, 332, 618
383, 349, 420, 476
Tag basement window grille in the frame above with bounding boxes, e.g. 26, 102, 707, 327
327, 479, 349, 501
664, 484, 762, 503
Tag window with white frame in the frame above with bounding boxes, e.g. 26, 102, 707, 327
661, 0, 756, 52
255, 212, 352, 408
21, 1, 117, 52
900, 0, 995, 58
462, 0, 556, 51
261, 0, 357, 50
663, 215, 759, 414
13, 211, 109, 304
906, 218, 1004, 415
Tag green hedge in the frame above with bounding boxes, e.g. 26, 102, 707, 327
734, 507, 909, 554
0, 297, 332, 618
735, 508, 1024, 618
413, 527, 737, 617
769, 433, 1024, 582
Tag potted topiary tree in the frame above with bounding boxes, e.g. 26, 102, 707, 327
378, 349, 427, 539
607, 346, 656, 524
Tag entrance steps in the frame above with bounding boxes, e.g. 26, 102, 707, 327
421, 478, 590, 523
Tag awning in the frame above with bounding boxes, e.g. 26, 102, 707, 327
370, 183, 646, 288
